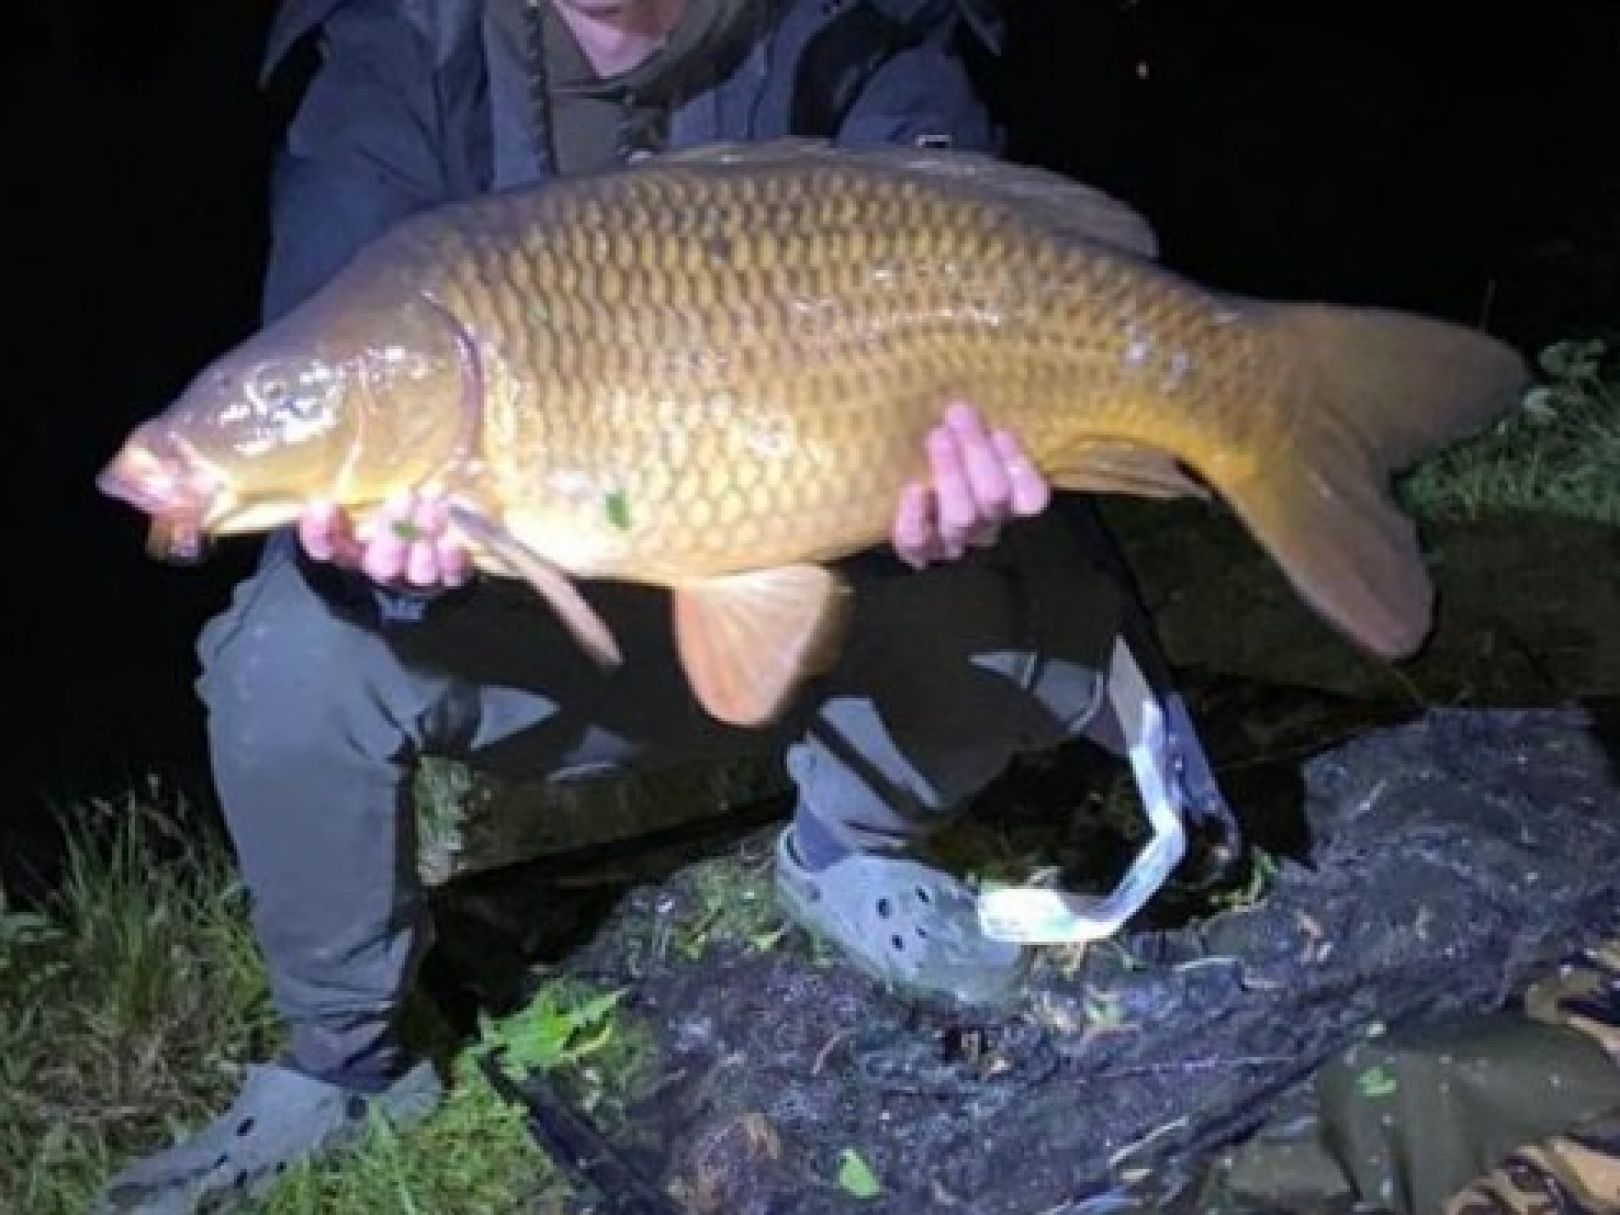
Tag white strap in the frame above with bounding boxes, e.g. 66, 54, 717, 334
976, 636, 1188, 944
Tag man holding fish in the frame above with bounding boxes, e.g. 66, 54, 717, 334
97, 0, 1525, 1209
96, 1, 1166, 1208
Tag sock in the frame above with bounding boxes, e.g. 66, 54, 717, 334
787, 808, 853, 871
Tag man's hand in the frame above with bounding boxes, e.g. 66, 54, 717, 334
892, 401, 1051, 569
299, 490, 473, 593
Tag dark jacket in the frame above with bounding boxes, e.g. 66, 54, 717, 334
258, 0, 1000, 319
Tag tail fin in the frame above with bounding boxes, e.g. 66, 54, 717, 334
1218, 304, 1529, 660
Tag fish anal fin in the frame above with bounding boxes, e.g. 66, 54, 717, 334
445, 504, 622, 668
1046, 440, 1211, 501
673, 565, 853, 728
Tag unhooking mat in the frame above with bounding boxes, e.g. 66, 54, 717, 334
510, 705, 1620, 1215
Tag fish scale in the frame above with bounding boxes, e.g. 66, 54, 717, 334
99, 139, 1528, 728
461, 175, 1086, 577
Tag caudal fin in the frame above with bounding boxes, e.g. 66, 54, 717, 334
1218, 303, 1529, 660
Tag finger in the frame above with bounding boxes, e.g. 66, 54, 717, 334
404, 494, 445, 587
361, 537, 409, 585
298, 501, 337, 562
360, 492, 413, 583
436, 534, 473, 587
946, 402, 1013, 524
927, 425, 975, 556
417, 493, 470, 587
300, 500, 365, 568
891, 482, 939, 569
993, 430, 1052, 517
405, 540, 439, 588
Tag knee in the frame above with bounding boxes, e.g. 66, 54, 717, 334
196, 560, 412, 768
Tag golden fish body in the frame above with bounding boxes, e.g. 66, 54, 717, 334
99, 141, 1528, 725
432, 158, 1201, 580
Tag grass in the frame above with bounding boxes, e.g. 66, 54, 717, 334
0, 785, 647, 1215
0, 786, 279, 1215
1398, 335, 1620, 525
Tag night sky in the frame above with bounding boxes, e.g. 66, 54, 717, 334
3, 0, 1616, 834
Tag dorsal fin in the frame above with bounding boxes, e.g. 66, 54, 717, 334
656, 138, 1161, 260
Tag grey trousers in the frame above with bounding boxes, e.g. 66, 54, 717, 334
195, 514, 1122, 1081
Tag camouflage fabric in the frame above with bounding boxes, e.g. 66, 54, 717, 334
1315, 941, 1620, 1215
1441, 942, 1620, 1215
1522, 942, 1620, 1066
1445, 1109, 1620, 1215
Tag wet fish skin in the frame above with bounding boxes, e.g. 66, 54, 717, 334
422, 148, 1234, 588
98, 140, 1529, 726
99, 283, 478, 544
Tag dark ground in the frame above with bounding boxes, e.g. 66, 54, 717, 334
461, 699, 1620, 1213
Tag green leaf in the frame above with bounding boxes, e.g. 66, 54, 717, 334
491, 985, 627, 1073
604, 490, 631, 531
748, 924, 789, 953
1357, 1065, 1398, 1098
566, 988, 626, 1032
563, 1018, 616, 1063
836, 1148, 881, 1199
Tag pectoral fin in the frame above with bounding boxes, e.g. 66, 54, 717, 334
673, 565, 853, 727
446, 504, 622, 668
1047, 440, 1211, 500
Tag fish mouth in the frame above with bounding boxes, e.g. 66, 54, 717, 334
96, 441, 217, 565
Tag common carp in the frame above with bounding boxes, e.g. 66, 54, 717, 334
98, 140, 1528, 727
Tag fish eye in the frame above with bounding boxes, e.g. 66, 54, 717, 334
248, 364, 293, 408
248, 362, 328, 417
